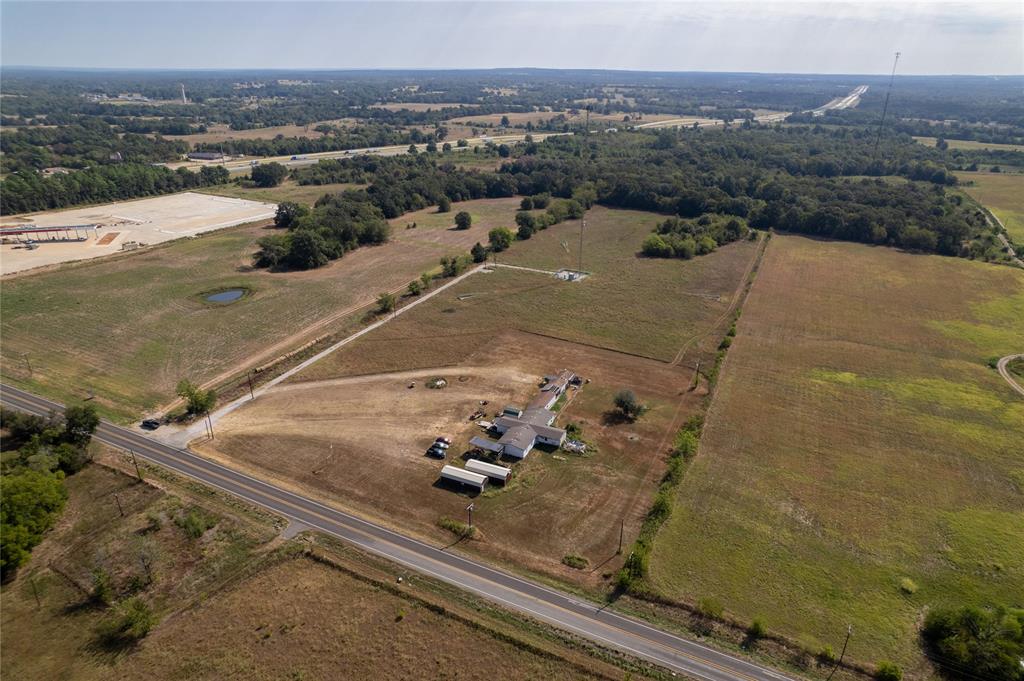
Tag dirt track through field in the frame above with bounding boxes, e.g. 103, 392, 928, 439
997, 354, 1024, 397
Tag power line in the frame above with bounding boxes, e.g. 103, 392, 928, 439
873, 51, 901, 156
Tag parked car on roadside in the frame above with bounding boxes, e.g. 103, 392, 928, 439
141, 418, 160, 430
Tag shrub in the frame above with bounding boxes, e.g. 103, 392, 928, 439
438, 517, 475, 539
377, 291, 397, 313
562, 554, 588, 570
91, 567, 113, 605
520, 196, 534, 210
454, 211, 472, 230
470, 242, 488, 263
875, 661, 902, 681
748, 618, 767, 639
697, 597, 723, 619
407, 280, 422, 296
899, 577, 917, 594
437, 196, 451, 213
175, 509, 215, 540
818, 645, 837, 664
98, 597, 155, 644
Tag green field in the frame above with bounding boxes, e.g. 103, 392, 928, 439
0, 198, 523, 421
647, 235, 1024, 669
198, 180, 365, 206
301, 206, 760, 381
914, 136, 1024, 153
956, 171, 1024, 243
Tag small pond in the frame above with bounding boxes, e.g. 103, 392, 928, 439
205, 288, 246, 303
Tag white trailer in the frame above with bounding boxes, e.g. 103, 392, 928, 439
465, 459, 512, 484
440, 465, 487, 491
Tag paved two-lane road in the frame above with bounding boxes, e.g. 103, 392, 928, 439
1, 384, 794, 681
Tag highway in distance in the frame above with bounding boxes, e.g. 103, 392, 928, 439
1, 384, 795, 681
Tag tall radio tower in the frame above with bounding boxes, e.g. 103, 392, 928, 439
873, 52, 901, 156
180, 83, 188, 105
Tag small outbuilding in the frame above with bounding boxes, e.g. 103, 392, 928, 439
440, 465, 487, 491
465, 459, 512, 484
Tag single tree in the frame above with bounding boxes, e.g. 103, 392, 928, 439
488, 227, 514, 252
613, 389, 647, 421
63, 403, 99, 445
250, 162, 287, 188
176, 380, 216, 415
454, 211, 472, 230
437, 196, 451, 213
471, 242, 488, 263
420, 272, 432, 290
500, 115, 510, 127
407, 280, 422, 296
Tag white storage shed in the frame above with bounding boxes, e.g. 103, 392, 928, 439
440, 465, 487, 491
465, 459, 512, 484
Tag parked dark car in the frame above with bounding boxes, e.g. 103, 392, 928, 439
426, 445, 446, 459
141, 418, 161, 430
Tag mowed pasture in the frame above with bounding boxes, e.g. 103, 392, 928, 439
198, 207, 760, 582
914, 136, 1024, 153
198, 180, 367, 207
956, 171, 1024, 242
0, 197, 526, 421
648, 235, 1024, 667
163, 120, 356, 145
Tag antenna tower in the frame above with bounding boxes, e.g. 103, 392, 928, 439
873, 52, 901, 156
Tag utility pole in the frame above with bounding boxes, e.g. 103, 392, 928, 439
129, 449, 143, 482
205, 411, 214, 440
617, 519, 624, 554
22, 353, 33, 378
826, 625, 853, 681
114, 493, 124, 517
873, 52, 901, 156
466, 503, 474, 529
247, 370, 255, 400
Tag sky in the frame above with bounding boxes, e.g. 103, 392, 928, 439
1, 0, 1021, 75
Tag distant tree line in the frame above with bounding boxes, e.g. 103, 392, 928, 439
193, 123, 424, 157
0, 163, 230, 215
0, 118, 188, 173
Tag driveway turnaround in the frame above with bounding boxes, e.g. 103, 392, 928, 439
2, 383, 795, 681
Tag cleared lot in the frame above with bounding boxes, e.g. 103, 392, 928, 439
1, 192, 276, 275
648, 235, 1024, 669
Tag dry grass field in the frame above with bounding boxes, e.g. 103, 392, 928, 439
1, 459, 648, 681
914, 136, 1024, 153
198, 179, 366, 206
448, 110, 683, 128
647, 235, 1024, 669
196, 207, 761, 583
370, 102, 477, 112
163, 120, 356, 145
0, 197, 526, 421
955, 171, 1024, 242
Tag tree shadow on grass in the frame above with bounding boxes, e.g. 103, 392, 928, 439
600, 410, 634, 427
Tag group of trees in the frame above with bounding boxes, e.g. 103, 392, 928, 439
193, 122, 423, 158
1, 404, 99, 580
0, 163, 230, 215
254, 192, 390, 271
922, 605, 1024, 681
642, 214, 750, 259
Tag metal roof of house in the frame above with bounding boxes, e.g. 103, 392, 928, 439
498, 425, 536, 450
494, 416, 566, 443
